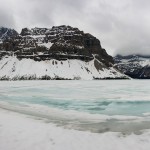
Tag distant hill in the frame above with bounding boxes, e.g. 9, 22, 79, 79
114, 54, 150, 79
0, 27, 18, 41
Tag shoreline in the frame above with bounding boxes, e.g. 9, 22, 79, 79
0, 77, 129, 81
0, 108, 150, 150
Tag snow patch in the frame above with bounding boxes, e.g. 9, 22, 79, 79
38, 42, 53, 49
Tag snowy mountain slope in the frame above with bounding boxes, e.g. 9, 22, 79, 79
114, 55, 150, 79
0, 56, 127, 80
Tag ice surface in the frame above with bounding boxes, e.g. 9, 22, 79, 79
1, 107, 150, 150
0, 80, 150, 149
0, 80, 150, 133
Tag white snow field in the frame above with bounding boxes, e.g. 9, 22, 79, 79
1, 108, 150, 150
0, 56, 126, 80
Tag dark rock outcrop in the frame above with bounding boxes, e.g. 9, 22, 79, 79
0, 25, 113, 67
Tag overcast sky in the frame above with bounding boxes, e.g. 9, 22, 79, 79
0, 0, 150, 56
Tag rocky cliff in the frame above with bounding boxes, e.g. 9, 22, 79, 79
0, 26, 127, 80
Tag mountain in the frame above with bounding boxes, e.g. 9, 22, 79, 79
0, 25, 127, 80
0, 27, 18, 42
114, 55, 150, 79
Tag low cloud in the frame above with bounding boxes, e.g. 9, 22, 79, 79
0, 0, 150, 56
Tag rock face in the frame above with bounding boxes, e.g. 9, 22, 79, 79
114, 55, 150, 79
0, 25, 113, 64
0, 25, 127, 80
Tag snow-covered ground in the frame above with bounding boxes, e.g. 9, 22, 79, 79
1, 108, 150, 150
0, 56, 126, 80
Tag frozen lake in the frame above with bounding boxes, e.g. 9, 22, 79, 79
0, 80, 150, 134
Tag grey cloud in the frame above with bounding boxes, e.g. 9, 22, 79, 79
12, 0, 86, 30
0, 2, 15, 29
1, 0, 150, 56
